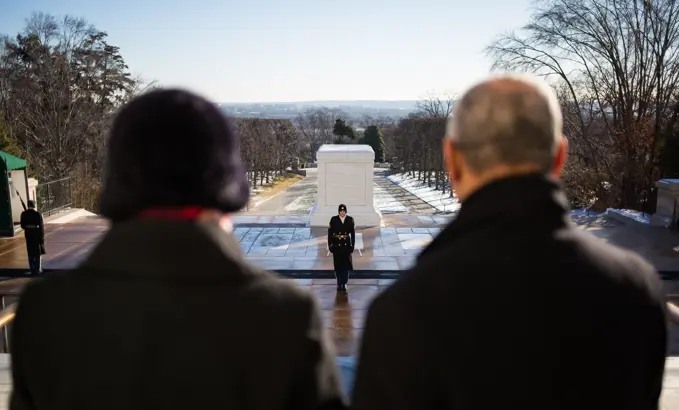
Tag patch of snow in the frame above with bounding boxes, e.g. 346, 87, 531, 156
387, 173, 460, 213
373, 183, 408, 213
571, 207, 652, 226
569, 208, 621, 227
285, 195, 316, 212
46, 208, 97, 224
284, 179, 317, 212
569, 208, 604, 217
606, 208, 651, 224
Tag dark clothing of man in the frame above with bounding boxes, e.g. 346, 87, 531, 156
20, 208, 44, 275
352, 174, 667, 410
328, 215, 355, 289
10, 218, 346, 410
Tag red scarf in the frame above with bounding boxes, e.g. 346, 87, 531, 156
138, 206, 206, 221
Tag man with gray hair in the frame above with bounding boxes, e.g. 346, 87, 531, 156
351, 74, 667, 410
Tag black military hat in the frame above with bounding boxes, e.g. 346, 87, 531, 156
338, 204, 347, 213
98, 88, 250, 222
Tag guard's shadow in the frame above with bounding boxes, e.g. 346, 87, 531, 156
332, 291, 353, 331
332, 291, 357, 400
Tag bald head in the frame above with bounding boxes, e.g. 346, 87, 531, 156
446, 74, 563, 174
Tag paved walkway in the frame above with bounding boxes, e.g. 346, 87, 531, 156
246, 170, 317, 214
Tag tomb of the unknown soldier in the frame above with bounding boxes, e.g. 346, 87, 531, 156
308, 144, 383, 228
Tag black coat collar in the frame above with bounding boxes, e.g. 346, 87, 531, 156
81, 219, 248, 281
418, 173, 570, 262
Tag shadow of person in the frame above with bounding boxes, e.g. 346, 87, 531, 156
332, 291, 352, 331
332, 291, 356, 399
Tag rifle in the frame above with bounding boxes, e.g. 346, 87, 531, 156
14, 187, 27, 211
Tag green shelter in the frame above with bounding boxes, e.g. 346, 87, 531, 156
0, 151, 31, 237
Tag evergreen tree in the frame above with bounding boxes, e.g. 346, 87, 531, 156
332, 118, 356, 142
362, 125, 386, 162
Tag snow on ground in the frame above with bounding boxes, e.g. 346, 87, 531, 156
284, 193, 316, 212
282, 178, 317, 212
570, 208, 651, 226
373, 183, 408, 213
387, 173, 460, 213
604, 208, 651, 224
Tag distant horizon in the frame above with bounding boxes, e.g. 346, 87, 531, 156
218, 99, 421, 104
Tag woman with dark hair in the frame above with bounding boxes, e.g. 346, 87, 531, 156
10, 89, 345, 410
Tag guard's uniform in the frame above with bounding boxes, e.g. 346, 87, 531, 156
20, 205, 44, 276
328, 204, 355, 290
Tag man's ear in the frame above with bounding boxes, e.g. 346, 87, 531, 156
552, 136, 568, 177
443, 139, 459, 182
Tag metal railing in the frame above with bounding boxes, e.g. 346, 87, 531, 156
668, 302, 679, 325
0, 304, 15, 353
36, 177, 72, 217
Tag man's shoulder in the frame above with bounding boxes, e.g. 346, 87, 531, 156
569, 228, 662, 290
368, 266, 434, 313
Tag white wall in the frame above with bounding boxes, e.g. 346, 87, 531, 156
9, 170, 28, 224
28, 178, 38, 208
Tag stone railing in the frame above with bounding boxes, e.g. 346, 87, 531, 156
651, 179, 679, 229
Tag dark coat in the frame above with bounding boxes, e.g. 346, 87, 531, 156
328, 215, 355, 272
19, 209, 44, 246
352, 174, 667, 410
10, 218, 346, 410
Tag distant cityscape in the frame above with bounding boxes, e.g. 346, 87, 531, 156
218, 100, 421, 120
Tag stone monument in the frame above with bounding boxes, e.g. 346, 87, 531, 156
309, 144, 382, 227
651, 179, 679, 228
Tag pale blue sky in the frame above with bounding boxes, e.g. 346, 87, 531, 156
1, 0, 533, 102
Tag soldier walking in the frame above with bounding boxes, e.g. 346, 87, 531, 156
328, 204, 355, 292
20, 200, 45, 276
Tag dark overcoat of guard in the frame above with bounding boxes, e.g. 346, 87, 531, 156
328, 204, 355, 290
20, 200, 45, 276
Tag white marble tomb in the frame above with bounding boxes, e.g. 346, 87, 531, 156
308, 144, 382, 227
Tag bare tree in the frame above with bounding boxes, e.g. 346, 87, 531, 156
415, 92, 456, 118
358, 115, 398, 129
486, 0, 679, 211
393, 115, 450, 194
294, 107, 349, 161
237, 118, 300, 188
0, 12, 138, 210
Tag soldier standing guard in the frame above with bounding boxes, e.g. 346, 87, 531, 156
328, 204, 355, 292
20, 200, 45, 276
